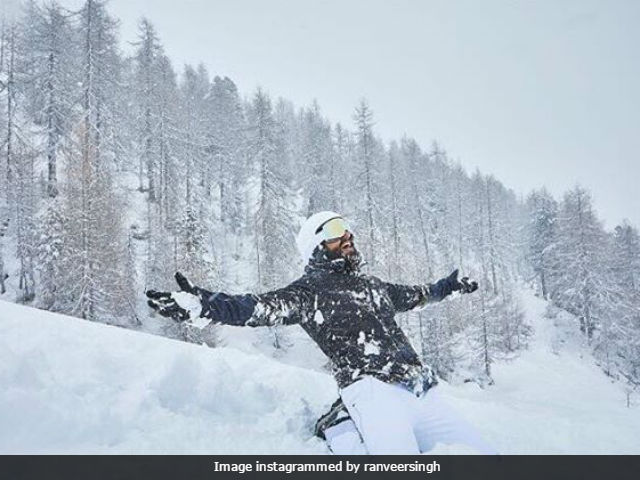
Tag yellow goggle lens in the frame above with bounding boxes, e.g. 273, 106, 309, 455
319, 217, 350, 242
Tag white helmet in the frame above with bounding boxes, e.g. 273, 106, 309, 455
296, 211, 350, 263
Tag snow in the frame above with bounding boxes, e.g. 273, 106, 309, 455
357, 331, 381, 356
1, 289, 640, 454
172, 292, 207, 328
439, 292, 640, 454
0, 301, 334, 454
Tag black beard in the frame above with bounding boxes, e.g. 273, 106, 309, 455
324, 243, 361, 270
324, 241, 357, 259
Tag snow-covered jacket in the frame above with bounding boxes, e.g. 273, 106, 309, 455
199, 249, 452, 393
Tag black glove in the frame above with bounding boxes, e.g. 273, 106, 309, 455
458, 275, 478, 294
430, 269, 478, 301
146, 272, 204, 322
147, 273, 257, 327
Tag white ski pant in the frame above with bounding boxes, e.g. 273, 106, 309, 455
324, 376, 496, 455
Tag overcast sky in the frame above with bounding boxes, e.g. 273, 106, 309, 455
6, 0, 640, 228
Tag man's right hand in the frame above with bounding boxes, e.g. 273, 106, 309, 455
146, 272, 204, 322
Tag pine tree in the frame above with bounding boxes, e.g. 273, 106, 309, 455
19, 0, 78, 198
331, 122, 352, 216
0, 23, 10, 295
1, 23, 17, 208
179, 63, 210, 206
59, 123, 134, 323
611, 222, 640, 293
247, 88, 295, 291
554, 187, 611, 342
526, 188, 558, 299
14, 137, 36, 302
353, 99, 382, 267
205, 75, 247, 290
401, 136, 435, 279
154, 54, 182, 229
35, 199, 65, 310
49, 0, 135, 324
597, 222, 640, 384
0, 217, 8, 295
1, 19, 38, 302
207, 75, 246, 232
424, 142, 452, 270
386, 141, 402, 280
302, 100, 334, 214
132, 17, 162, 200
177, 204, 214, 287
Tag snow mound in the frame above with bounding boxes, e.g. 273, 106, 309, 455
0, 300, 335, 454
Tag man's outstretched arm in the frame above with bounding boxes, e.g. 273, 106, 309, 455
146, 272, 314, 327
384, 269, 478, 313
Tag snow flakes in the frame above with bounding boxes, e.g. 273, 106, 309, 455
382, 361, 394, 374
279, 300, 291, 318
364, 342, 380, 356
313, 310, 325, 325
351, 290, 368, 301
371, 289, 382, 308
252, 302, 266, 317
173, 292, 202, 319
357, 331, 381, 356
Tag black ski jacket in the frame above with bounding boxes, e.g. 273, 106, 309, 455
198, 250, 453, 394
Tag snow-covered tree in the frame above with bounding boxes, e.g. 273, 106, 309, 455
206, 75, 246, 231
14, 135, 36, 302
35, 198, 65, 310
553, 187, 611, 342
353, 99, 385, 268
526, 188, 558, 299
595, 222, 640, 384
176, 204, 214, 287
132, 17, 163, 200
1, 23, 18, 208
58, 123, 135, 323
301, 100, 335, 214
400, 136, 435, 279
18, 0, 78, 198
246, 88, 296, 291
0, 217, 8, 295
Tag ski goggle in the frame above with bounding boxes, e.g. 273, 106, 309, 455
316, 217, 351, 243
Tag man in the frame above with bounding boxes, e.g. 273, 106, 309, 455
146, 211, 495, 454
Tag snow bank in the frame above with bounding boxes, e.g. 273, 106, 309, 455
0, 300, 335, 454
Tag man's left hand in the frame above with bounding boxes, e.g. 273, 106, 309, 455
447, 269, 479, 294
430, 269, 478, 301
457, 275, 478, 294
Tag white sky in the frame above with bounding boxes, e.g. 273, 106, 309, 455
7, 0, 640, 229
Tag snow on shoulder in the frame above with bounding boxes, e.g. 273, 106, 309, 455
0, 300, 335, 454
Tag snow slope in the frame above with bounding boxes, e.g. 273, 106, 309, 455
0, 301, 334, 454
1, 291, 639, 454
440, 292, 640, 454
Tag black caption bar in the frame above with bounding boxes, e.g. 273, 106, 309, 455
2, 455, 639, 480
